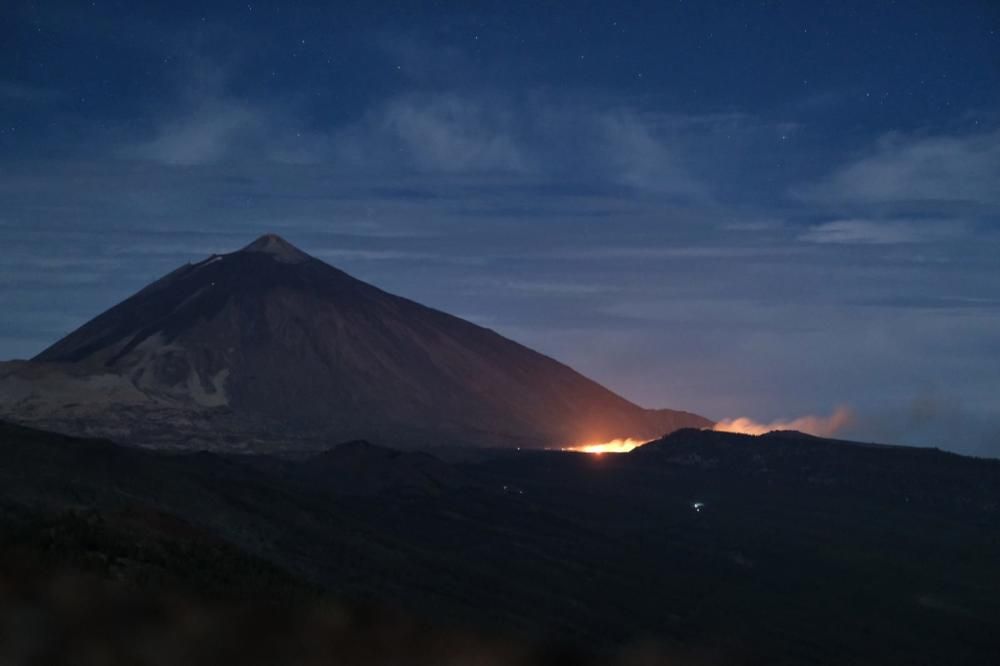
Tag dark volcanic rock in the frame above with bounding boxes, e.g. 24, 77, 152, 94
293, 440, 473, 496
3, 419, 1000, 665
631, 427, 1000, 511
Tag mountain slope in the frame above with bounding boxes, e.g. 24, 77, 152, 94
1, 234, 709, 450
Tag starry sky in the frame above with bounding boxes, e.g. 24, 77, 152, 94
3, 1, 1000, 455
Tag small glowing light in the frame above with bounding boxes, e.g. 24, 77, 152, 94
692, 502, 705, 512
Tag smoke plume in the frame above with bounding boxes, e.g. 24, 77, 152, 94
713, 407, 854, 437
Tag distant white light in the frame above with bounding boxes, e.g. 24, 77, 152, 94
692, 502, 705, 512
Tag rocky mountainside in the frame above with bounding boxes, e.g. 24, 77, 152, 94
0, 234, 709, 451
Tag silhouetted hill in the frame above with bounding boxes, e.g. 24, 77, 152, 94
0, 234, 709, 451
293, 440, 474, 496
632, 427, 1000, 511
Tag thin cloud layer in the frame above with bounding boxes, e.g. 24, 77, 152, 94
797, 128, 1000, 207
337, 92, 713, 199
120, 58, 713, 200
798, 219, 964, 245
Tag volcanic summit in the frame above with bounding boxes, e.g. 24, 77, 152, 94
0, 235, 710, 450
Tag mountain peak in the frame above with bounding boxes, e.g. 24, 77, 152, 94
19, 233, 711, 450
240, 234, 311, 264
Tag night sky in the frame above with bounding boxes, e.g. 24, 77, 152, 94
3, 1, 999, 455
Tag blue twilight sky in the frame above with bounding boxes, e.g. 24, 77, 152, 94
2, 1, 999, 455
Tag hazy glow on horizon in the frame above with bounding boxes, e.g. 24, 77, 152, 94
562, 437, 650, 454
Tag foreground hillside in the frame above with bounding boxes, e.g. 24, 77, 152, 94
1, 421, 998, 665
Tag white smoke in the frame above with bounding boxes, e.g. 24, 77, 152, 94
713, 407, 854, 437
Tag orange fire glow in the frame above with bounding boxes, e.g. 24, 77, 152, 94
562, 437, 650, 454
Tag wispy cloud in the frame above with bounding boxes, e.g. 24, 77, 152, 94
797, 129, 1000, 207
334, 93, 529, 174
329, 91, 714, 199
798, 219, 965, 245
122, 55, 320, 166
596, 111, 707, 197
130, 103, 268, 166
125, 97, 330, 167
120, 54, 714, 199
552, 245, 802, 260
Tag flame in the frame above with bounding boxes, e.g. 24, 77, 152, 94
713, 407, 853, 437
563, 437, 650, 454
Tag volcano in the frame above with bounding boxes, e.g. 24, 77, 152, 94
0, 234, 709, 451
